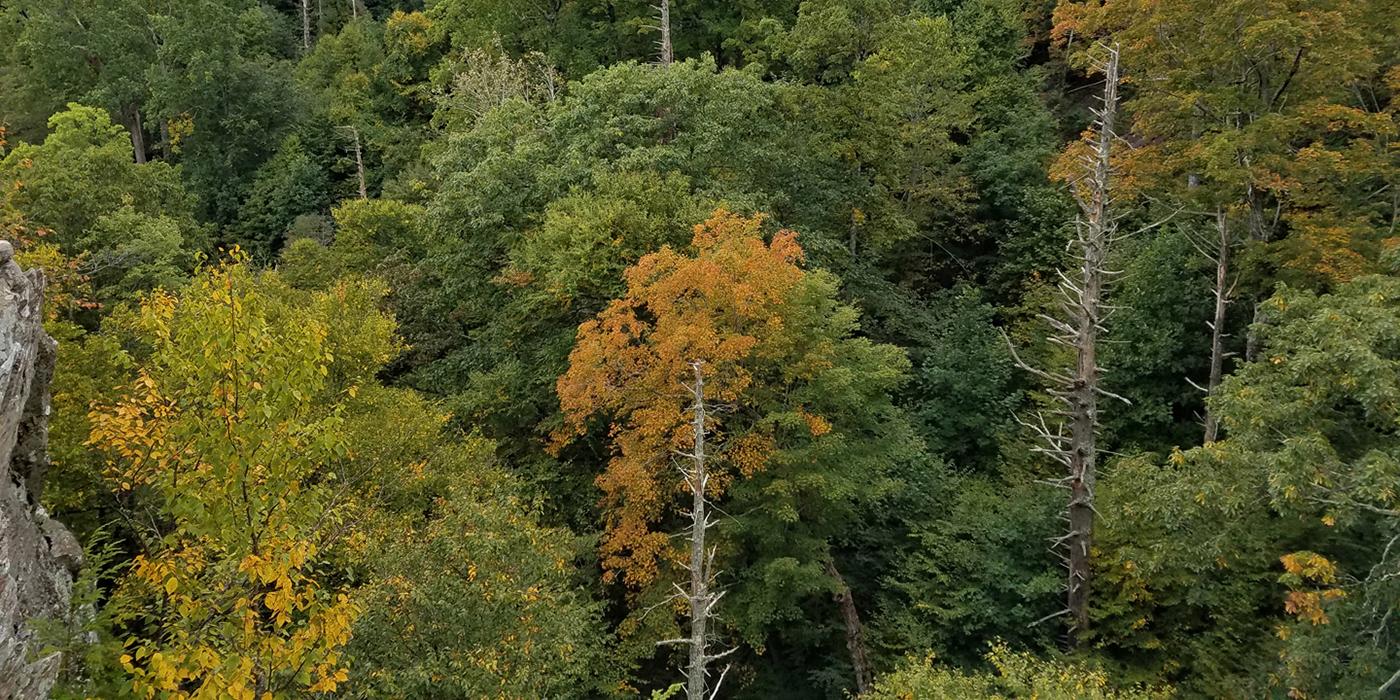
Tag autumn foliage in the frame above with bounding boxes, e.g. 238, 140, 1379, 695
89, 255, 379, 698
555, 209, 806, 587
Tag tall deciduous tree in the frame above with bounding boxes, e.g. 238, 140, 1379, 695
554, 209, 916, 694
90, 258, 398, 697
2, 0, 157, 159
1055, 0, 1399, 375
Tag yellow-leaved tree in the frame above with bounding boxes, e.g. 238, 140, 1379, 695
90, 252, 398, 698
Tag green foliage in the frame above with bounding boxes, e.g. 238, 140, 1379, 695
233, 136, 332, 260
868, 644, 1170, 699
32, 528, 135, 700
875, 476, 1062, 666
43, 322, 135, 538
1, 0, 156, 140
1102, 226, 1215, 450
82, 207, 195, 302
342, 401, 610, 698
424, 0, 800, 77
1210, 276, 1400, 694
0, 104, 195, 247
1093, 450, 1290, 696
147, 1, 301, 224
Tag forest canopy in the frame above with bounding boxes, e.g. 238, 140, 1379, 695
1, 0, 1397, 697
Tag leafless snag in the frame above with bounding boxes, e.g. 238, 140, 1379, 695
653, 0, 674, 65
1005, 43, 1125, 648
338, 126, 367, 200
656, 362, 733, 700
301, 0, 313, 51
1184, 208, 1240, 443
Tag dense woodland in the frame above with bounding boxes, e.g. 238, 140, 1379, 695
1, 0, 1398, 697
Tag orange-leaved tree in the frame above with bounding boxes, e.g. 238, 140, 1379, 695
554, 209, 917, 684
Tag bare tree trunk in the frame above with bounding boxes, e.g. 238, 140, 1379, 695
1007, 44, 1124, 648
676, 361, 728, 700
1063, 45, 1120, 643
823, 559, 872, 695
126, 105, 147, 164
686, 361, 709, 700
657, 0, 674, 65
1202, 209, 1233, 443
348, 127, 367, 199
301, 0, 312, 51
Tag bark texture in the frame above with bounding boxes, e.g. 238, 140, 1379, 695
0, 240, 80, 700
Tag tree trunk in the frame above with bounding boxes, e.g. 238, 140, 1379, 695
126, 105, 147, 164
1063, 45, 1119, 645
301, 0, 312, 51
823, 559, 872, 695
685, 361, 712, 700
658, 0, 674, 65
1203, 209, 1232, 443
349, 127, 367, 199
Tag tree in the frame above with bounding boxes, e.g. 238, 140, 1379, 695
233, 136, 332, 260
2, 0, 158, 159
0, 104, 200, 306
0, 104, 195, 250
1208, 274, 1400, 694
1055, 0, 1400, 377
147, 0, 300, 224
1007, 45, 1125, 645
404, 57, 852, 508
90, 258, 397, 697
554, 209, 917, 694
279, 198, 427, 290
336, 388, 610, 699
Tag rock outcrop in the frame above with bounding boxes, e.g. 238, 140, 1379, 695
0, 240, 79, 699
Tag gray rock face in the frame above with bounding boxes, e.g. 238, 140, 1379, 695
0, 241, 78, 700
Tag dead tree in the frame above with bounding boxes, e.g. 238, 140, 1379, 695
654, 0, 674, 65
340, 126, 368, 199
658, 362, 733, 700
1006, 44, 1125, 646
1186, 209, 1239, 443
823, 558, 872, 694
301, 0, 313, 51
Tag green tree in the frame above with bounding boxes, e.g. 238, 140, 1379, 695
90, 260, 397, 697
147, 0, 301, 224
339, 389, 610, 699
0, 104, 195, 248
1211, 274, 1400, 695
233, 136, 332, 260
1, 0, 157, 154
1055, 0, 1399, 286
